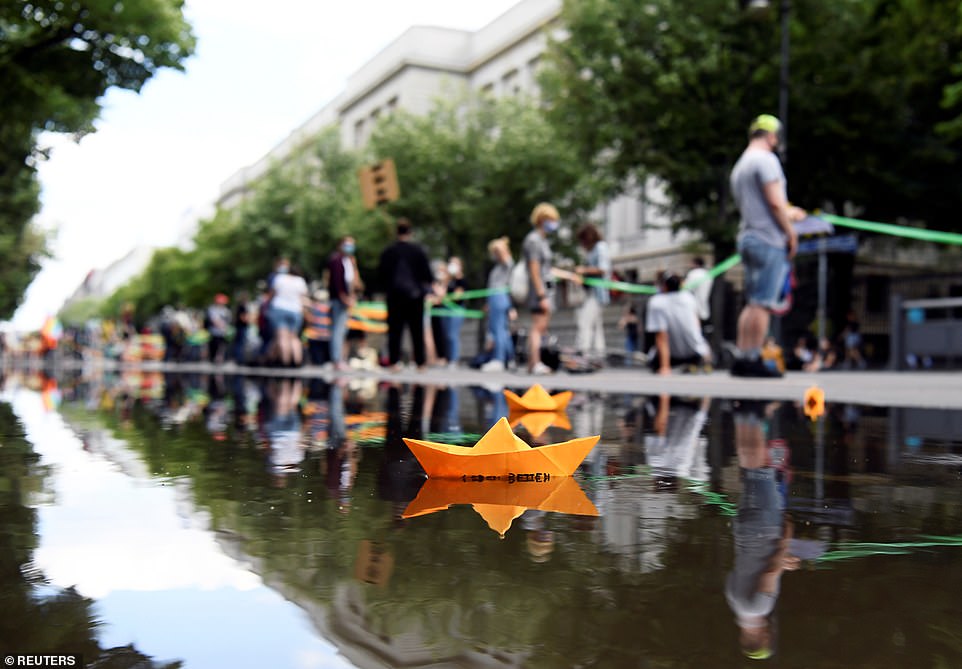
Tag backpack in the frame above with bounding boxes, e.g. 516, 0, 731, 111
509, 260, 528, 306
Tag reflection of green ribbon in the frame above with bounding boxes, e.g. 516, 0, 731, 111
816, 534, 962, 563
822, 214, 962, 246
687, 480, 738, 517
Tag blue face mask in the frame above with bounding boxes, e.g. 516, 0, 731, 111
342, 243, 355, 255
276, 265, 289, 274
544, 219, 560, 234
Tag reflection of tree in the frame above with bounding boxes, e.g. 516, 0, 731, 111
0, 404, 180, 667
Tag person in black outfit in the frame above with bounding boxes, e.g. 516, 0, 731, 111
377, 218, 435, 370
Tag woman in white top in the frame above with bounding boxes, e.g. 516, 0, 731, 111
267, 258, 308, 366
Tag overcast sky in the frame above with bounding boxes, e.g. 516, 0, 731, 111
10, 0, 521, 331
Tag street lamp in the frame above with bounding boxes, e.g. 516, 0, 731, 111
741, 0, 791, 163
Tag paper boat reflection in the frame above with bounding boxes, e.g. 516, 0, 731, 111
503, 384, 573, 413
403, 417, 598, 479
508, 408, 571, 438
402, 476, 599, 537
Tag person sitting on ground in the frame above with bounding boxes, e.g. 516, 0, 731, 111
645, 271, 712, 375
787, 335, 817, 372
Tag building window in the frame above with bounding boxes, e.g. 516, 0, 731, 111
353, 119, 365, 148
502, 68, 519, 96
386, 96, 399, 111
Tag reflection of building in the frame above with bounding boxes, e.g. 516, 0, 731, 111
216, 0, 699, 281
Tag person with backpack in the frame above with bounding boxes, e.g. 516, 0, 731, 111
481, 236, 516, 372
522, 202, 561, 375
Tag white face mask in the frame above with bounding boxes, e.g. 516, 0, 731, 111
544, 219, 560, 234
448, 262, 461, 276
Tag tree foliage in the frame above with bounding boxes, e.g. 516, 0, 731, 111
369, 95, 605, 287
0, 0, 194, 319
98, 96, 605, 325
543, 0, 962, 252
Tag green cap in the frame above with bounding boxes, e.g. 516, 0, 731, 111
749, 114, 782, 135
745, 647, 774, 661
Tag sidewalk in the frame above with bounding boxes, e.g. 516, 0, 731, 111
58, 357, 962, 410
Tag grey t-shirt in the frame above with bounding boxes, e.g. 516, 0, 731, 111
487, 259, 513, 290
645, 291, 711, 360
730, 148, 787, 248
522, 229, 553, 305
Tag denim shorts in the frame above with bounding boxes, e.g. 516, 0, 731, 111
269, 306, 303, 332
738, 234, 789, 310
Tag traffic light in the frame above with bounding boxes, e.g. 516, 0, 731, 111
358, 159, 400, 209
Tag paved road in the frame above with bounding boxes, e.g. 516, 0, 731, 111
37, 358, 962, 410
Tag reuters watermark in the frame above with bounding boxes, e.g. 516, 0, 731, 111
2, 656, 82, 667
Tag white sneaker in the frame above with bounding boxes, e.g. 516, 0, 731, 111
480, 359, 505, 372
529, 362, 553, 375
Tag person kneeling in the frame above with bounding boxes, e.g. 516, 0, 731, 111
646, 271, 713, 375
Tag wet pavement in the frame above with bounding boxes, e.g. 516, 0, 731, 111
1, 367, 961, 668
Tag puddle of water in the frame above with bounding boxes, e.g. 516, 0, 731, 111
1, 371, 960, 668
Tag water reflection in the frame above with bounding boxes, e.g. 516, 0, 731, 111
1, 369, 961, 668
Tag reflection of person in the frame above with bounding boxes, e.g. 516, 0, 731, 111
729, 115, 807, 378
574, 222, 611, 358
725, 400, 800, 661
378, 218, 435, 371
523, 202, 560, 375
326, 381, 359, 512
645, 271, 712, 375
266, 379, 306, 483
645, 394, 711, 487
520, 510, 555, 563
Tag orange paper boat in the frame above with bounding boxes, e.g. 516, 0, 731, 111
403, 417, 597, 479
403, 476, 599, 536
508, 408, 572, 438
503, 385, 573, 413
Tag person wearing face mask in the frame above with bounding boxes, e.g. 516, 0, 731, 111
327, 235, 363, 372
523, 202, 560, 375
442, 256, 467, 367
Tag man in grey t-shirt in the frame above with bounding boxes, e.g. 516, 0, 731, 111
729, 115, 807, 378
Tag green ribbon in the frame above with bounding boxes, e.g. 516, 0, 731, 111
821, 214, 962, 246
446, 286, 509, 301
816, 534, 962, 563
583, 277, 658, 295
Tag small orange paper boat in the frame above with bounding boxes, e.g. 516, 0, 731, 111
508, 408, 572, 439
403, 476, 599, 536
503, 384, 573, 413
403, 417, 597, 479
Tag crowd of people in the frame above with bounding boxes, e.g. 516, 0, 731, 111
9, 114, 877, 379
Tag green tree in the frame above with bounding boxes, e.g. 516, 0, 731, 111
368, 95, 606, 287
0, 0, 195, 319
543, 0, 962, 254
